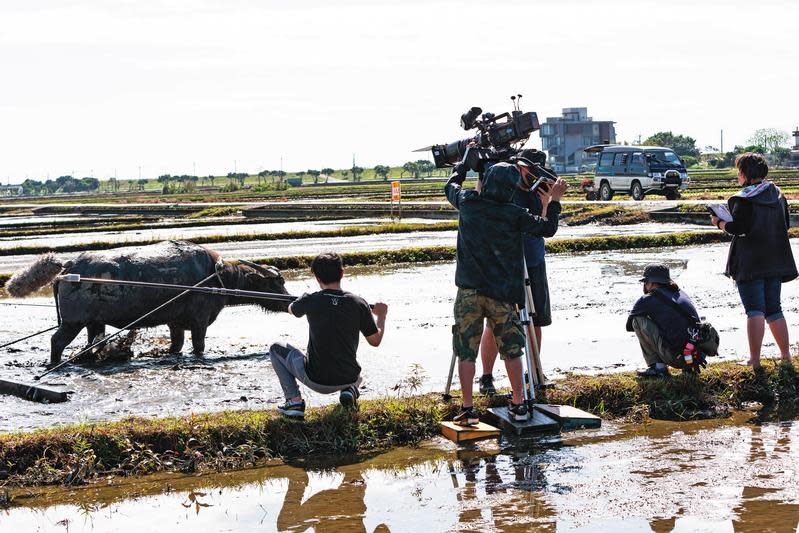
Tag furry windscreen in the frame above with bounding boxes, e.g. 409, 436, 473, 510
6, 253, 63, 297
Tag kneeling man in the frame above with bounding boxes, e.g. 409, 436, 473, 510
270, 252, 388, 419
626, 264, 700, 377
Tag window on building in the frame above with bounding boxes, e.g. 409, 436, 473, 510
541, 124, 555, 136
593, 124, 600, 136
582, 136, 593, 146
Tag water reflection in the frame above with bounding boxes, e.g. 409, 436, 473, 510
3, 417, 799, 532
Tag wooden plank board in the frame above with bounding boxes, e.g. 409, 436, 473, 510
0, 378, 69, 403
484, 407, 559, 436
534, 404, 601, 430
440, 421, 501, 443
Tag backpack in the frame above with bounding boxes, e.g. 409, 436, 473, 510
651, 290, 719, 356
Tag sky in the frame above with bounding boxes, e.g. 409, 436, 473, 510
0, 0, 797, 182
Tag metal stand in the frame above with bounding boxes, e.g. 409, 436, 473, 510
520, 257, 546, 404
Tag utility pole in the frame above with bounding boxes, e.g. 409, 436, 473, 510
138, 166, 141, 180
193, 161, 196, 177
720, 129, 724, 154
234, 160, 237, 174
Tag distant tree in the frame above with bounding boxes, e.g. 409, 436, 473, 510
748, 128, 790, 154
643, 131, 700, 158
157, 174, 173, 194
207, 175, 216, 187
402, 161, 420, 179
341, 170, 349, 180
373, 165, 391, 181
307, 169, 321, 184
295, 170, 306, 183
738, 144, 767, 154
43, 180, 58, 194
20, 179, 42, 195
351, 166, 364, 182
137, 178, 148, 191
415, 159, 434, 178
321, 167, 335, 184
80, 177, 100, 191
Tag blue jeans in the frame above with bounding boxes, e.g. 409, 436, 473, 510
736, 277, 784, 322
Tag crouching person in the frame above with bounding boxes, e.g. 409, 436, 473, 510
269, 252, 388, 419
626, 264, 701, 377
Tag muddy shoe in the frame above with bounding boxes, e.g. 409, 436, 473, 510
478, 374, 496, 396
278, 399, 305, 419
453, 406, 480, 426
508, 402, 529, 422
339, 385, 360, 410
636, 365, 670, 378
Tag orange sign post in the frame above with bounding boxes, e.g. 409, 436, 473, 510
390, 180, 402, 220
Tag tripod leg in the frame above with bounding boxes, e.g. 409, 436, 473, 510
516, 304, 536, 405
443, 328, 457, 400
522, 258, 545, 387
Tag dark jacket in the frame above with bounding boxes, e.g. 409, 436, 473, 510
724, 181, 797, 283
626, 288, 700, 351
513, 186, 555, 267
445, 162, 560, 305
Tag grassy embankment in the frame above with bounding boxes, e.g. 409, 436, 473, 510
0, 361, 796, 488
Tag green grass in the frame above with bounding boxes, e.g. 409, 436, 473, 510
0, 360, 795, 488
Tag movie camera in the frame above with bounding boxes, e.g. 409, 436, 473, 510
415, 95, 541, 174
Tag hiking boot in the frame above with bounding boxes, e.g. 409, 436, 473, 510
339, 385, 360, 410
636, 365, 670, 378
478, 374, 496, 396
508, 402, 529, 422
453, 406, 480, 426
277, 399, 305, 419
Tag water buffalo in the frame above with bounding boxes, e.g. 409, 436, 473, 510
6, 240, 289, 366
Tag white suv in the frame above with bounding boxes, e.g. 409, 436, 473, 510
583, 145, 690, 201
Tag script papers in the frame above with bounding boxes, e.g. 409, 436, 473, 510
706, 203, 733, 222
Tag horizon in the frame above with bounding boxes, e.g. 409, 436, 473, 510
1, 0, 797, 183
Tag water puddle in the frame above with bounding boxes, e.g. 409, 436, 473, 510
3, 416, 797, 531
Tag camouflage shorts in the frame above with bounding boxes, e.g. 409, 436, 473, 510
453, 288, 525, 363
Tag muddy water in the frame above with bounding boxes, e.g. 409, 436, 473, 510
0, 222, 709, 273
2, 241, 798, 432
3, 415, 798, 531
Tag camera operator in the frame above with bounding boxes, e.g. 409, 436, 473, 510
445, 158, 567, 425
478, 151, 559, 396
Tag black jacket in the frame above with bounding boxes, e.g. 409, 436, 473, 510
724, 181, 797, 283
445, 162, 560, 305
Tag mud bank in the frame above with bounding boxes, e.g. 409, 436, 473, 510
0, 360, 796, 489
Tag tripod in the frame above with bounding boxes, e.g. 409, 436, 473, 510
443, 256, 545, 408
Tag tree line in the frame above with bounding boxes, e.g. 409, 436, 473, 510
20, 175, 101, 195
643, 128, 795, 168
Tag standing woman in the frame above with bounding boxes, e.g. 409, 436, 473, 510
711, 152, 797, 368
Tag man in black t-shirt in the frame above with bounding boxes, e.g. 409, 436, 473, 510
269, 252, 388, 419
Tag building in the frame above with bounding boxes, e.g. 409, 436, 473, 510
539, 107, 616, 173
791, 127, 799, 167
